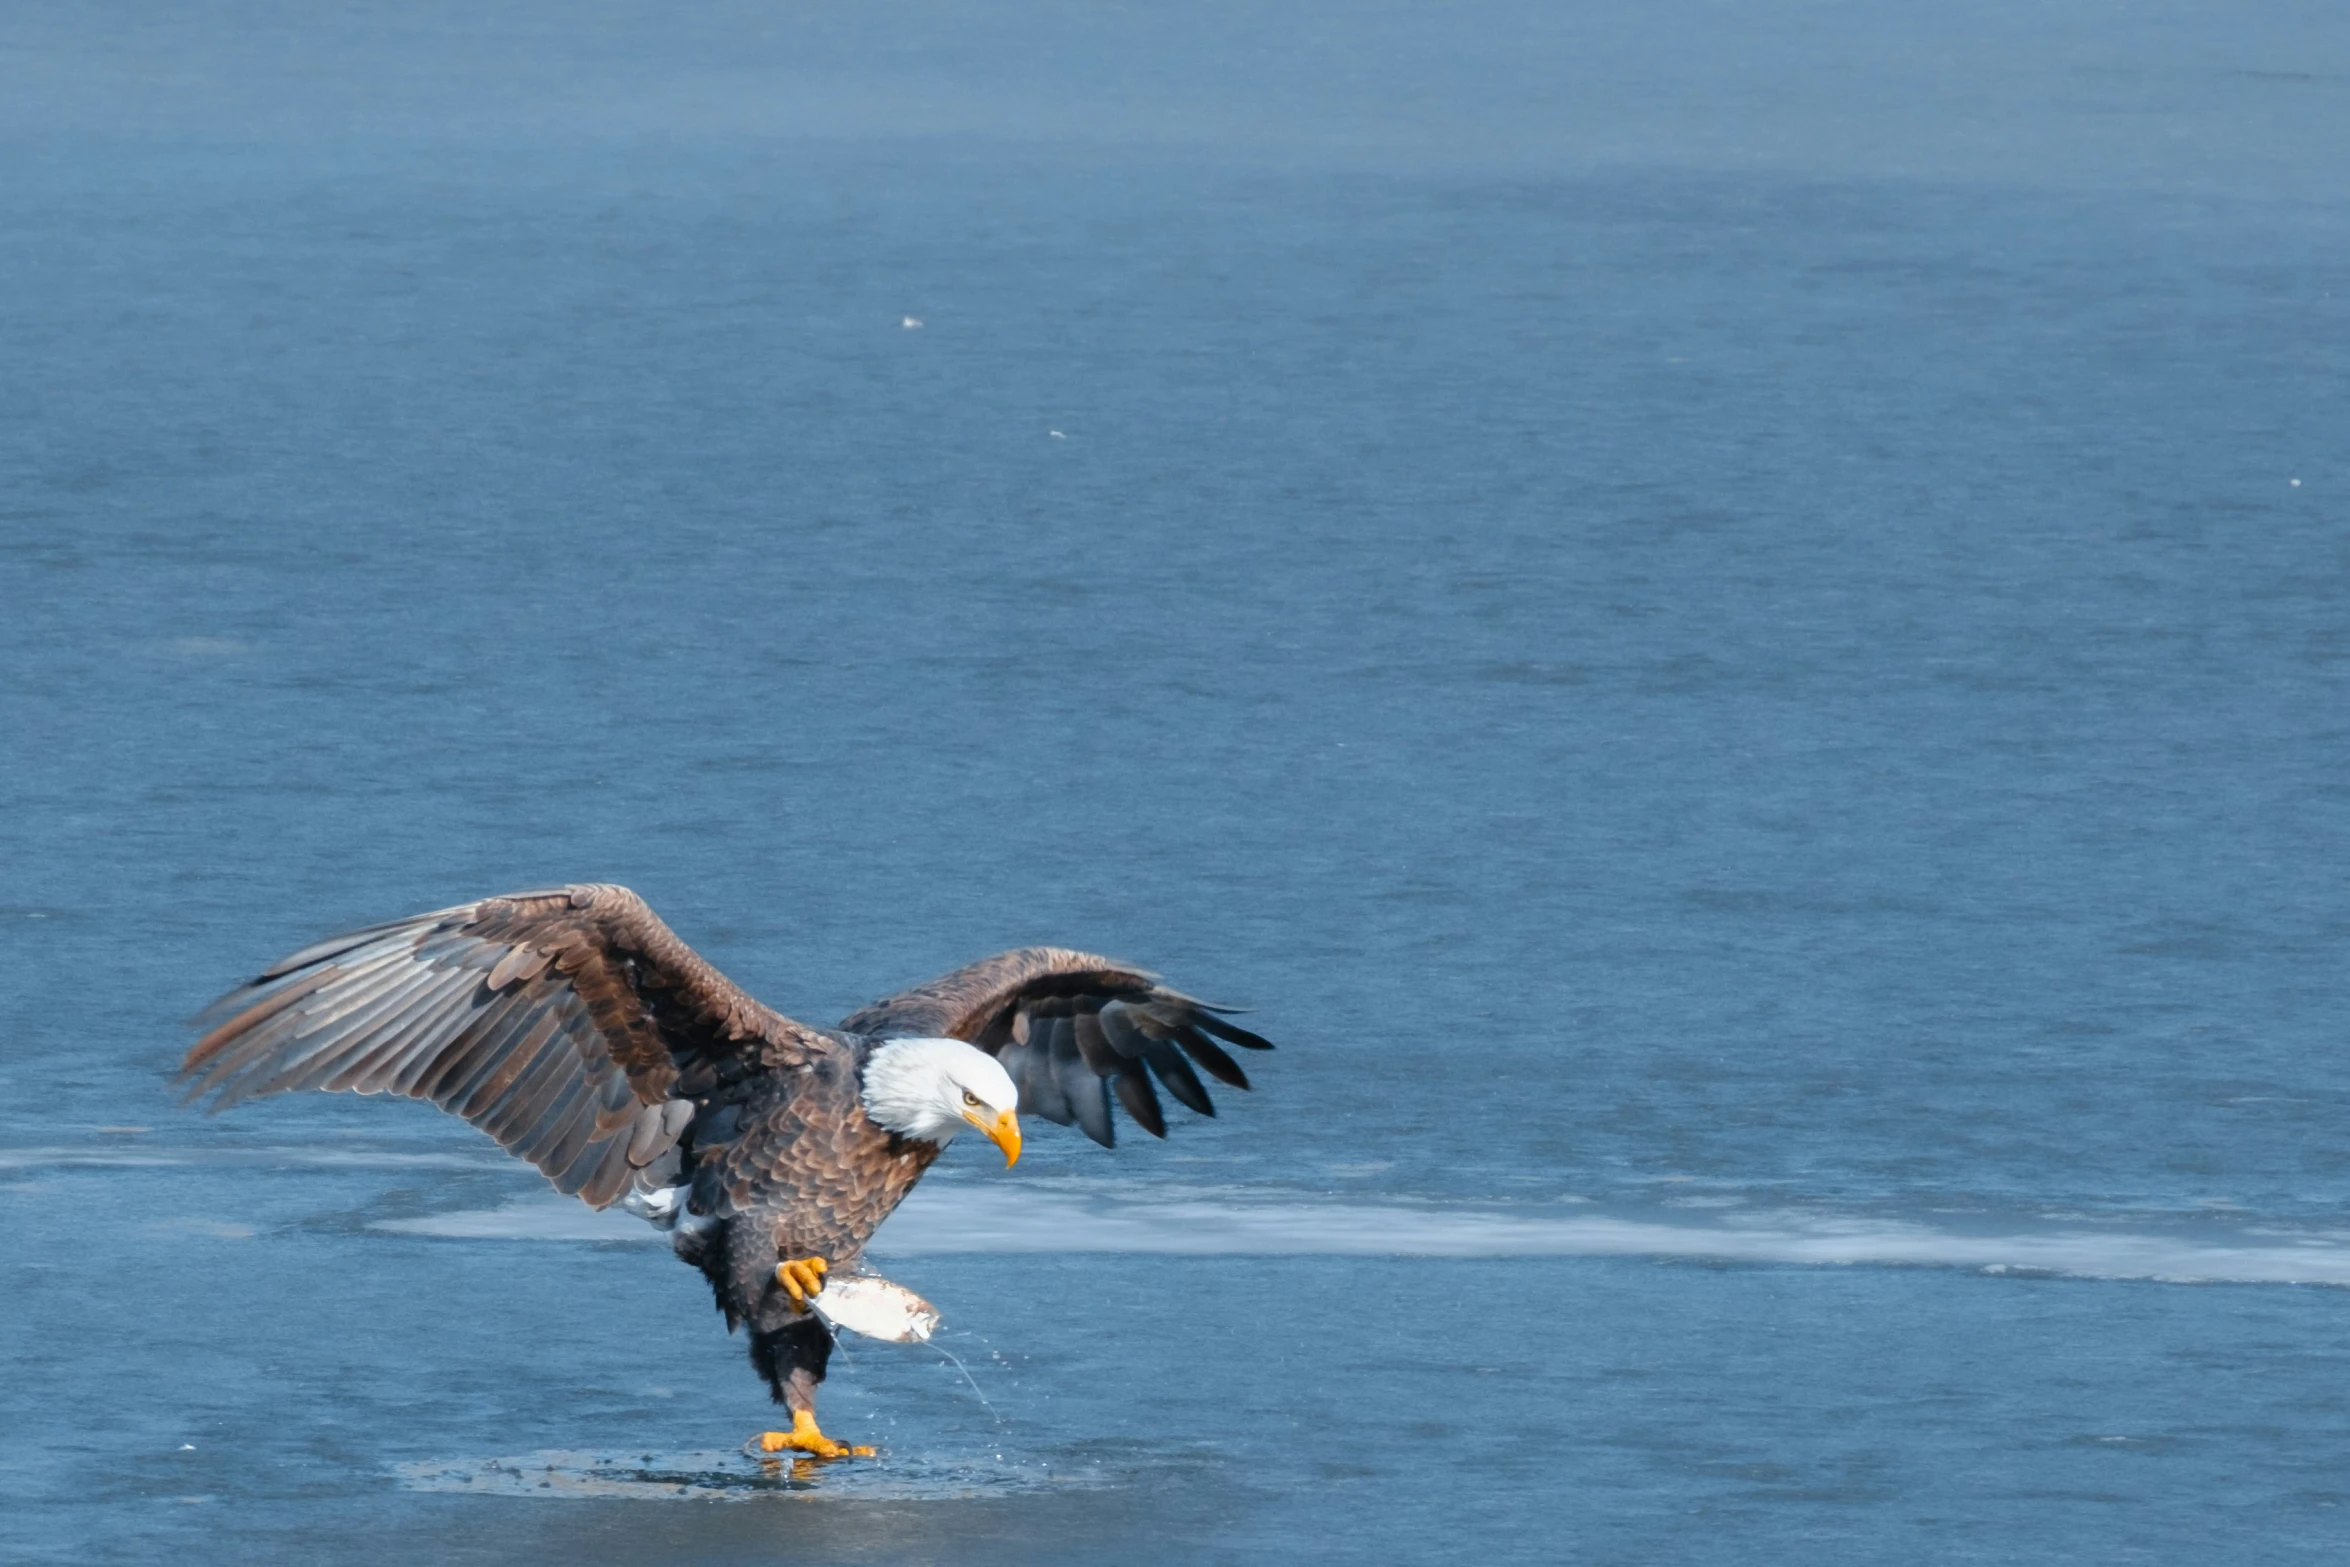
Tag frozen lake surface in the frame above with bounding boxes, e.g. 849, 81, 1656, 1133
5, 1, 2350, 1561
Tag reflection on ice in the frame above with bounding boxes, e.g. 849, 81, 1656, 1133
394, 1447, 1093, 1502
367, 1183, 2350, 1287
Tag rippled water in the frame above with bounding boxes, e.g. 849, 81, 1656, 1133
5, 2, 2350, 1562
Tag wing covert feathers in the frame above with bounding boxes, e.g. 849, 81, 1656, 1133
841, 946, 1274, 1149
180, 885, 830, 1207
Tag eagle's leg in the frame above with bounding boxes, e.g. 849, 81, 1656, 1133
747, 1277, 874, 1459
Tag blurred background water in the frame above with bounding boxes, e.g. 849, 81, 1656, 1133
4, 2, 2349, 1561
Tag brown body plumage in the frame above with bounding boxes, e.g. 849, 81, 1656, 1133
179, 883, 1274, 1448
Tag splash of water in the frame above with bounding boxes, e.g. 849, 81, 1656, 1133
930, 1341, 1007, 1428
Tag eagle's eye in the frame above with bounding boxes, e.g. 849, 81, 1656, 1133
961, 1089, 982, 1108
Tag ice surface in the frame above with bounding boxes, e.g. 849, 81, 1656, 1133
8, 0, 2350, 1560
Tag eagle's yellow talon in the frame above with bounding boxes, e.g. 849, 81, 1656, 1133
754, 1409, 869, 1459
774, 1255, 828, 1311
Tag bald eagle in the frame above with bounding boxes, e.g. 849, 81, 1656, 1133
179, 884, 1273, 1459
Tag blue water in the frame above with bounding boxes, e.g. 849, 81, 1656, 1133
6, 2, 2350, 1561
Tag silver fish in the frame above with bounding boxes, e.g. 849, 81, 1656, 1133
808, 1273, 940, 1343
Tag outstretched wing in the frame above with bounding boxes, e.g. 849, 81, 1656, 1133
181, 884, 835, 1207
841, 947, 1274, 1147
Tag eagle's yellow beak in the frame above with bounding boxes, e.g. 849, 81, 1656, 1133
966, 1107, 1021, 1166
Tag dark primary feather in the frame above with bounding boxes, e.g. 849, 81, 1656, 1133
1140, 1037, 1215, 1116
180, 884, 832, 1208
1112, 1071, 1166, 1138
840, 946, 1275, 1148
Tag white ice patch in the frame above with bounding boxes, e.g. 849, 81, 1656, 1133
364, 1184, 2350, 1288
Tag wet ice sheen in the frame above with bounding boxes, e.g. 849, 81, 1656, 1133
395, 1447, 1090, 1502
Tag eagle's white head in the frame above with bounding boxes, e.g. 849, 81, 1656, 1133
860, 1037, 1023, 1164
